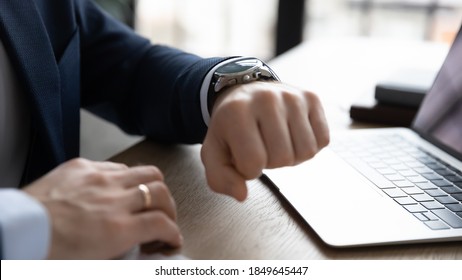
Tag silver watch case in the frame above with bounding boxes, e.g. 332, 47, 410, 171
212, 58, 280, 93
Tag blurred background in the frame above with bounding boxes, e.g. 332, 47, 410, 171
103, 0, 462, 59
82, 0, 462, 160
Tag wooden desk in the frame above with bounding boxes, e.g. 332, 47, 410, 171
111, 38, 462, 259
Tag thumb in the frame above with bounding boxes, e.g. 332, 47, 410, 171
201, 134, 248, 201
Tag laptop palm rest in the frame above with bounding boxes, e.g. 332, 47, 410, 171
264, 148, 445, 247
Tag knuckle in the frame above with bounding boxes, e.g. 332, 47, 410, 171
85, 171, 110, 186
306, 91, 321, 107
302, 90, 315, 100
281, 90, 300, 105
319, 132, 331, 148
151, 182, 170, 198
299, 146, 318, 161
116, 162, 129, 169
144, 212, 169, 231
144, 165, 164, 181
205, 173, 221, 192
153, 167, 164, 181
204, 170, 228, 195
221, 98, 246, 113
68, 157, 90, 168
99, 192, 121, 205
237, 161, 264, 179
253, 90, 280, 109
104, 216, 128, 233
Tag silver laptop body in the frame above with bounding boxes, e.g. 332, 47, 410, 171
264, 26, 462, 247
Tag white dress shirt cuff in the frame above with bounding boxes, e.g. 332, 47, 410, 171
0, 189, 50, 259
199, 57, 244, 126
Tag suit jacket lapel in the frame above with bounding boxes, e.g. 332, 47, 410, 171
0, 0, 65, 164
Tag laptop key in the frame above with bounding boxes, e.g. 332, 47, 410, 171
393, 180, 414, 188
425, 189, 448, 197
421, 201, 445, 210
394, 197, 417, 205
452, 193, 462, 201
426, 162, 446, 170
431, 209, 462, 228
385, 174, 405, 181
369, 162, 388, 169
399, 170, 418, 177
422, 173, 442, 180
431, 179, 453, 187
402, 187, 424, 195
435, 169, 455, 177
382, 188, 407, 198
415, 182, 438, 190
445, 175, 462, 182
446, 203, 462, 212
408, 162, 427, 169
345, 159, 396, 189
383, 158, 400, 165
407, 176, 428, 183
417, 156, 437, 165
376, 168, 397, 175
457, 212, 462, 219
403, 204, 427, 213
391, 164, 411, 171
413, 213, 429, 221
424, 220, 451, 230
441, 186, 462, 194
413, 166, 433, 174
434, 196, 459, 205
423, 212, 439, 220
411, 193, 434, 202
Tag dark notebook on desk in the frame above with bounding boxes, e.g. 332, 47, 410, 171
350, 92, 417, 127
264, 24, 462, 247
375, 68, 436, 108
350, 68, 437, 126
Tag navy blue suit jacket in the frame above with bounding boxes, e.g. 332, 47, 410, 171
0, 0, 226, 184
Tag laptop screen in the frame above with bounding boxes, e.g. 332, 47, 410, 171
413, 24, 462, 160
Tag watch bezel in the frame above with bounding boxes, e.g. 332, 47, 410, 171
212, 58, 278, 93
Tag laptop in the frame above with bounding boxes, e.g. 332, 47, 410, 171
264, 25, 462, 247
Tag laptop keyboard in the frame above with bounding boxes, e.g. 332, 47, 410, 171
331, 134, 462, 230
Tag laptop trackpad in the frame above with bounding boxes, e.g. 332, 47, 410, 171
264, 148, 425, 247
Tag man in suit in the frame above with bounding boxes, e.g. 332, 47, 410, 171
0, 0, 329, 259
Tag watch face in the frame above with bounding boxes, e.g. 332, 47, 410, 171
216, 58, 261, 75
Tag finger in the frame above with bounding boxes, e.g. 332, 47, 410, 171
91, 161, 129, 171
129, 211, 183, 249
201, 134, 248, 201
221, 110, 267, 180
285, 94, 319, 164
111, 165, 164, 188
254, 93, 295, 168
127, 181, 177, 220
306, 93, 330, 149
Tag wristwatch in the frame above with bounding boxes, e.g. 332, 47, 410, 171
208, 57, 280, 112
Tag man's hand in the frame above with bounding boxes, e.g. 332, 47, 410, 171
201, 82, 330, 201
24, 158, 181, 259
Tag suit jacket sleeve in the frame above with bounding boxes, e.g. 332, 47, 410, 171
75, 0, 227, 143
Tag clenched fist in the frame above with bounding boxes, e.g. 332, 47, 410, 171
201, 82, 330, 201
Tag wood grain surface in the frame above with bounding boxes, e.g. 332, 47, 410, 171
111, 141, 462, 259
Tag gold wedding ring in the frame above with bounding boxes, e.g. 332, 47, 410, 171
138, 184, 152, 210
